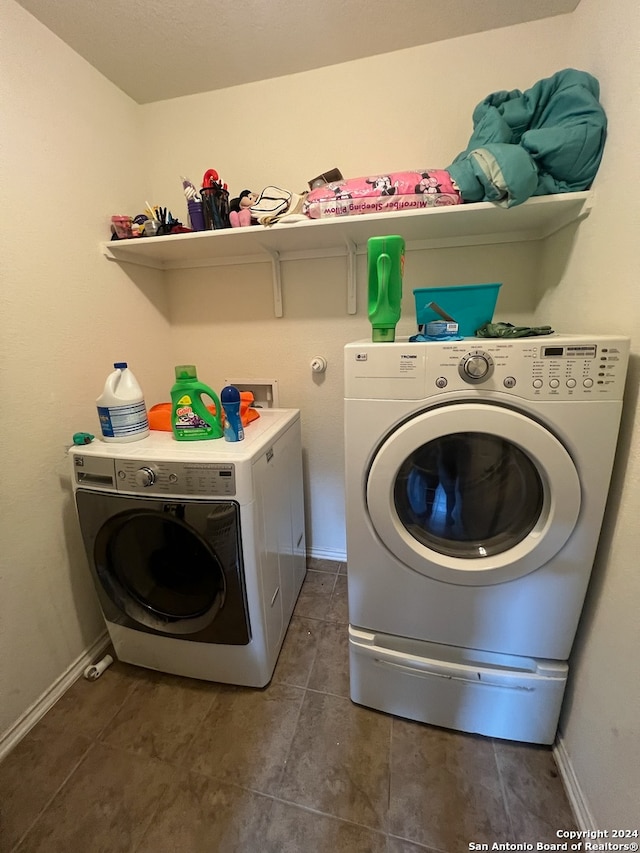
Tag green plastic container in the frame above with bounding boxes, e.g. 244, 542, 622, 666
368, 235, 405, 342
413, 283, 502, 336
170, 365, 223, 441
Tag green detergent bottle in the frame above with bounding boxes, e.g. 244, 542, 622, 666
367, 235, 405, 342
170, 365, 223, 441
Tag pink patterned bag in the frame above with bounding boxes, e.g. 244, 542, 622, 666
302, 169, 461, 219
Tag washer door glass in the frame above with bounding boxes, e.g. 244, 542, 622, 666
366, 403, 581, 585
394, 432, 543, 559
95, 509, 225, 628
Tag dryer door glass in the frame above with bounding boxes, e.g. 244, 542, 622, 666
95, 509, 225, 626
394, 433, 543, 558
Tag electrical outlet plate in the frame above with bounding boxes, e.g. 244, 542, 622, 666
224, 378, 280, 408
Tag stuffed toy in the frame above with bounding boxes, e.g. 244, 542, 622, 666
229, 190, 257, 227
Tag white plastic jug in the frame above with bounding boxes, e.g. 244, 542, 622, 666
96, 362, 149, 442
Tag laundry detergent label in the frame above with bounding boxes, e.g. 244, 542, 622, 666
171, 391, 223, 440
174, 404, 209, 433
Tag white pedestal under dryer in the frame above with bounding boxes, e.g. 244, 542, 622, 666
71, 408, 306, 687
344, 335, 629, 743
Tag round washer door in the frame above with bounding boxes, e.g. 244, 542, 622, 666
366, 403, 581, 585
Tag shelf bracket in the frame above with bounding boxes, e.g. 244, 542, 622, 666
345, 238, 357, 315
264, 248, 283, 318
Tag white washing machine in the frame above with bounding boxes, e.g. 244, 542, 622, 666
70, 408, 306, 687
344, 335, 629, 743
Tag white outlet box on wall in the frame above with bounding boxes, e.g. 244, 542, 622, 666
224, 378, 280, 408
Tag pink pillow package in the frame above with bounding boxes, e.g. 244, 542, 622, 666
302, 169, 461, 219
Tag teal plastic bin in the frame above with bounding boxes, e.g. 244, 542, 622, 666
413, 283, 502, 336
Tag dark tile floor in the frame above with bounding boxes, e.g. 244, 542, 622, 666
0, 559, 577, 853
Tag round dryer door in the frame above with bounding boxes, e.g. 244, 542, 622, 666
94, 509, 226, 634
366, 403, 581, 585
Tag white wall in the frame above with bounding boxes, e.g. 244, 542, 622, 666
140, 17, 569, 555
133, 11, 640, 821
2, 0, 638, 828
536, 0, 640, 827
0, 0, 173, 741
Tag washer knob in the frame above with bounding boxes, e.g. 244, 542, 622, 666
465, 356, 489, 378
458, 351, 495, 384
135, 467, 156, 487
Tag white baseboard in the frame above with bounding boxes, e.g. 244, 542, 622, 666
0, 632, 111, 762
554, 732, 597, 831
307, 546, 347, 562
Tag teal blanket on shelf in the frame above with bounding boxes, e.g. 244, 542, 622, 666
446, 68, 607, 207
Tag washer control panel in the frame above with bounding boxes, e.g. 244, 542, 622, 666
345, 336, 630, 401
73, 455, 236, 496
428, 339, 629, 399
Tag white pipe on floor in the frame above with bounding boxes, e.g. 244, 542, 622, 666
83, 654, 114, 681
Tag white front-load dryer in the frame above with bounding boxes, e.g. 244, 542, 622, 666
70, 409, 306, 687
344, 335, 629, 742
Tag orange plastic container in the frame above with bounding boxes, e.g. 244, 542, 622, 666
148, 394, 260, 432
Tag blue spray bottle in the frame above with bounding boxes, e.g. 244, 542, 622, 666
220, 385, 244, 442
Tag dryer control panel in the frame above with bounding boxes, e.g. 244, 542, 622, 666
73, 455, 236, 497
344, 335, 630, 402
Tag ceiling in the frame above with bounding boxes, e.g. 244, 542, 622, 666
15, 0, 580, 105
